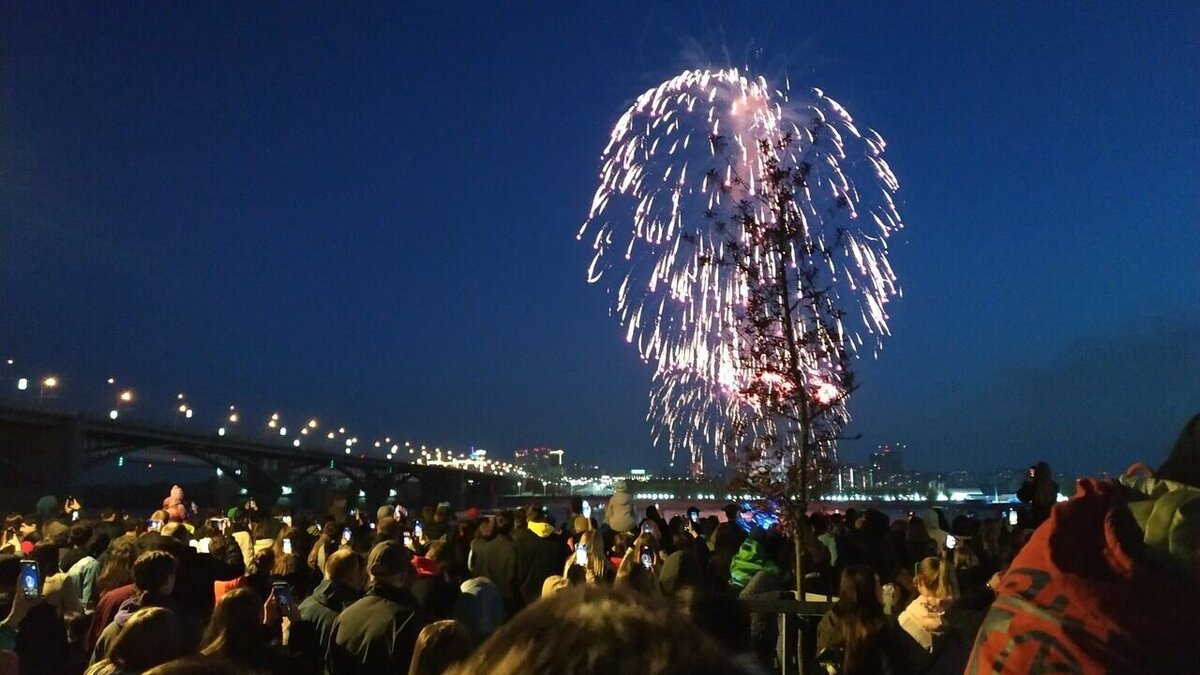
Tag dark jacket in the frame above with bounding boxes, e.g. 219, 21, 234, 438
295, 579, 361, 663
326, 582, 426, 675
514, 523, 568, 605
1, 600, 68, 675
471, 534, 518, 605
410, 558, 458, 621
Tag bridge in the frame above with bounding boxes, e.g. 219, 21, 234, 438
0, 404, 517, 511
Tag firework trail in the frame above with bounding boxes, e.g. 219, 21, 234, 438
579, 68, 902, 469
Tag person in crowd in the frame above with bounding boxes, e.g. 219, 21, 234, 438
894, 556, 969, 674
904, 515, 938, 566
64, 523, 103, 609
270, 527, 308, 600
153, 521, 245, 622
968, 414, 1200, 673
604, 481, 637, 535
445, 585, 758, 675
454, 575, 505, 645
738, 533, 793, 666
326, 540, 427, 675
95, 536, 138, 600
197, 587, 299, 674
306, 521, 342, 589
92, 507, 125, 548
513, 504, 567, 606
85, 606, 182, 675
162, 486, 189, 523
817, 565, 895, 675
468, 511, 518, 614
612, 536, 662, 599
0, 554, 70, 675
92, 550, 181, 665
407, 619, 471, 675
1017, 461, 1060, 529
294, 548, 364, 661
409, 540, 459, 621
31, 540, 85, 619
563, 497, 585, 540
215, 549, 273, 605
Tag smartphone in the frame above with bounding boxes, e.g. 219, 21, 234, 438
282, 538, 293, 555
639, 545, 653, 570
689, 511, 699, 523
575, 543, 588, 566
71, 511, 80, 522
280, 515, 292, 527
394, 505, 403, 520
413, 522, 423, 539
148, 519, 163, 532
341, 527, 352, 544
369, 523, 375, 530
350, 509, 359, 518
1007, 510, 1018, 526
642, 522, 653, 534
271, 581, 294, 609
19, 560, 40, 599
945, 534, 957, 550
403, 533, 413, 549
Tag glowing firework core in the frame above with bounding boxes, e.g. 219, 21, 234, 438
580, 68, 902, 469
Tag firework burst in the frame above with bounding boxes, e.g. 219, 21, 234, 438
580, 68, 902, 470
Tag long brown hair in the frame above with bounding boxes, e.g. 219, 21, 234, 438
200, 587, 265, 666
832, 565, 889, 675
96, 536, 139, 597
408, 620, 471, 675
103, 606, 181, 671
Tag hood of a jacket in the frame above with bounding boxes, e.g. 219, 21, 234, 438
729, 538, 782, 588
527, 521, 555, 538
311, 578, 361, 609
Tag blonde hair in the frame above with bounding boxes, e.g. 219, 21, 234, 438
914, 556, 957, 601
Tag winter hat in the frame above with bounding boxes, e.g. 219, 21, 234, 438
367, 540, 412, 578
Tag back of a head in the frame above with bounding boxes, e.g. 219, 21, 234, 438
107, 606, 182, 671
525, 503, 544, 524
493, 512, 513, 536
915, 556, 957, 601
569, 496, 584, 515
201, 588, 264, 663
69, 523, 93, 548
133, 550, 178, 594
325, 548, 364, 584
446, 586, 752, 675
161, 522, 190, 543
408, 619, 471, 675
837, 565, 883, 617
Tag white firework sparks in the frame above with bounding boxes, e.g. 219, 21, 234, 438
580, 68, 902, 469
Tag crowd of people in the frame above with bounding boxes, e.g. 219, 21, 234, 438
0, 413, 1195, 675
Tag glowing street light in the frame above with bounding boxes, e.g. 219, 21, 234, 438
16, 378, 27, 391
307, 419, 318, 429
119, 390, 134, 403
38, 376, 58, 403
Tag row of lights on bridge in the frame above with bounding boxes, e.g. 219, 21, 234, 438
6, 362, 529, 479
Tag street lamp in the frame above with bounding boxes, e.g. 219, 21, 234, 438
39, 376, 58, 404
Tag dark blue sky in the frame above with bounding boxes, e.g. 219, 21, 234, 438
2, 3, 1197, 477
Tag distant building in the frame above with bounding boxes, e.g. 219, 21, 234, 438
514, 447, 565, 479
866, 444, 906, 487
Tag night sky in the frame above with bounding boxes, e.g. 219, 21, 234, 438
2, 3, 1197, 478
